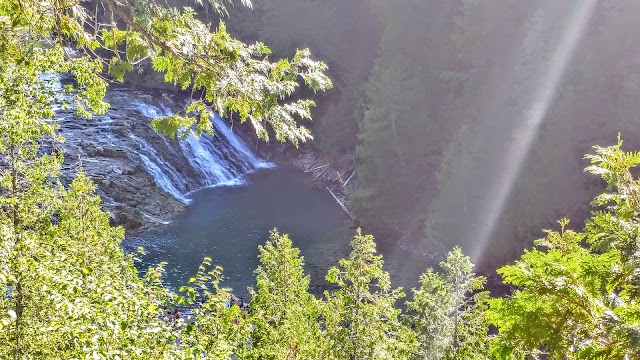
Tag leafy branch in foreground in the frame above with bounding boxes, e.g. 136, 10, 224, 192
1, 0, 332, 145
489, 137, 640, 359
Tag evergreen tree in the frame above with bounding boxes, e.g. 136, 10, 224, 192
351, 58, 431, 231
244, 230, 326, 359
323, 229, 416, 360
0, 112, 177, 358
179, 259, 252, 359
406, 247, 489, 360
489, 137, 640, 359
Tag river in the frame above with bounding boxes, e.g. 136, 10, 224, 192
128, 166, 431, 299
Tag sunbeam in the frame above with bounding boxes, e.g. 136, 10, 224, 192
470, 0, 599, 262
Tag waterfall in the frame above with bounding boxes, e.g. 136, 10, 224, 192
128, 134, 192, 204
180, 134, 241, 187
179, 114, 274, 188
131, 100, 172, 118
130, 101, 274, 202
52, 83, 272, 206
211, 115, 273, 170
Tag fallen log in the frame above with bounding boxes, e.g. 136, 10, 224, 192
326, 187, 356, 222
312, 166, 330, 181
342, 170, 356, 188
304, 156, 319, 172
304, 163, 330, 173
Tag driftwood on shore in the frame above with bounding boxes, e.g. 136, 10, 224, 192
326, 187, 356, 222
297, 152, 357, 223
342, 170, 356, 188
304, 163, 330, 173
312, 166, 331, 181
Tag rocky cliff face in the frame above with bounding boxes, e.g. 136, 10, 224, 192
55, 85, 271, 231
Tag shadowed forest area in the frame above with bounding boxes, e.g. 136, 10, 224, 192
213, 0, 640, 271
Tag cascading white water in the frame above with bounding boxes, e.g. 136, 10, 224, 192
131, 101, 274, 202
129, 134, 192, 204
131, 100, 172, 119
180, 134, 242, 187
51, 82, 272, 205
211, 115, 273, 170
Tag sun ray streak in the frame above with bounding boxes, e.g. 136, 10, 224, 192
470, 0, 598, 262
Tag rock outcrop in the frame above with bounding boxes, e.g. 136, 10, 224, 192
55, 85, 271, 232
57, 89, 190, 230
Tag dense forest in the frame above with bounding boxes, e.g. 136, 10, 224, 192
214, 0, 640, 271
1, 0, 640, 358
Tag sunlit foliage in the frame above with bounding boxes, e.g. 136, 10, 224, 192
243, 230, 326, 359
0, 107, 177, 357
406, 248, 490, 360
2, 0, 640, 358
0, 0, 331, 145
323, 229, 416, 359
489, 137, 640, 359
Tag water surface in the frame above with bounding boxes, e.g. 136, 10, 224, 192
129, 167, 431, 298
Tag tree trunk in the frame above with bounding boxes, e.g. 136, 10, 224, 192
452, 275, 460, 356
204, 1, 210, 25
389, 109, 406, 170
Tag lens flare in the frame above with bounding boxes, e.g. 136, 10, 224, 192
470, 0, 598, 262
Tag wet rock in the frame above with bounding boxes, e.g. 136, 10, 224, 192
111, 205, 144, 229
108, 211, 121, 227
56, 87, 266, 233
86, 146, 129, 159
57, 89, 189, 232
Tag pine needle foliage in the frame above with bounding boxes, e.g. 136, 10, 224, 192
489, 137, 640, 359
323, 229, 416, 360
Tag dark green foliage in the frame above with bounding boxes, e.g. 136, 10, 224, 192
406, 248, 490, 360
235, 0, 640, 271
415, 0, 640, 268
323, 229, 416, 359
489, 138, 640, 359
351, 0, 451, 234
351, 58, 432, 231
